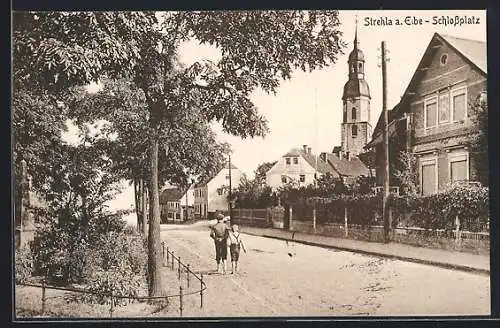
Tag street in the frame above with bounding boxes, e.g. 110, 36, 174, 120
160, 222, 490, 317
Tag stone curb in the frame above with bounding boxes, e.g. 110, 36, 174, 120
244, 231, 490, 276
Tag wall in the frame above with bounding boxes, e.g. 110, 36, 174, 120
266, 154, 316, 189
207, 167, 244, 213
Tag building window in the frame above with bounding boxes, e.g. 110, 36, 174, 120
343, 106, 347, 122
281, 176, 287, 183
480, 90, 487, 104
352, 107, 357, 120
217, 188, 223, 196
438, 90, 450, 124
449, 152, 469, 183
285, 157, 291, 165
440, 53, 448, 65
420, 158, 437, 195
352, 125, 358, 137
299, 174, 305, 182
452, 89, 466, 121
358, 63, 363, 70
425, 98, 437, 129
351, 63, 355, 73
293, 157, 298, 164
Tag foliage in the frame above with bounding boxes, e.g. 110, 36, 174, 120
254, 161, 277, 186
469, 101, 488, 186
14, 10, 345, 297
15, 245, 34, 284
393, 150, 419, 196
12, 12, 156, 92
390, 183, 489, 231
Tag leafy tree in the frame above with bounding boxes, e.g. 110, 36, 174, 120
469, 101, 488, 186
14, 10, 345, 297
393, 150, 419, 197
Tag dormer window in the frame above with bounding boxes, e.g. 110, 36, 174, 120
440, 53, 448, 66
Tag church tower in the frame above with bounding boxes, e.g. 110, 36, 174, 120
341, 22, 372, 156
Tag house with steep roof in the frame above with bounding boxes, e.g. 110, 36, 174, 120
193, 162, 244, 219
266, 144, 338, 189
159, 185, 195, 222
319, 150, 372, 185
366, 33, 487, 195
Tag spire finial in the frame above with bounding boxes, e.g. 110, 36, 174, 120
354, 14, 359, 48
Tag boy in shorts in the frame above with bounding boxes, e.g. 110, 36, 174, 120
227, 224, 246, 274
210, 213, 229, 274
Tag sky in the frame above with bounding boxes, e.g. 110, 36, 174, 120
62, 10, 487, 217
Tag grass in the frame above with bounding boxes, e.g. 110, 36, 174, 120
15, 257, 203, 319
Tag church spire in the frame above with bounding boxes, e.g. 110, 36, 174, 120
354, 15, 359, 49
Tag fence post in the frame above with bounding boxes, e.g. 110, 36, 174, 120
162, 242, 165, 259
186, 264, 190, 288
179, 285, 184, 317
289, 206, 293, 231
178, 257, 181, 280
455, 216, 461, 244
344, 206, 348, 237
109, 292, 114, 318
200, 273, 204, 309
171, 251, 175, 270
41, 278, 46, 315
167, 247, 169, 266
312, 206, 316, 233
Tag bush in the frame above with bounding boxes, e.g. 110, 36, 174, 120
390, 184, 489, 231
77, 268, 145, 306
15, 245, 34, 284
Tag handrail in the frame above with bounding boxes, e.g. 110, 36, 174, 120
17, 242, 207, 318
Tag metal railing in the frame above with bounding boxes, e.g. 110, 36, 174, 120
17, 242, 207, 318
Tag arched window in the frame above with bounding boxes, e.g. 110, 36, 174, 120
352, 125, 358, 137
351, 64, 356, 73
352, 107, 357, 120
358, 62, 363, 70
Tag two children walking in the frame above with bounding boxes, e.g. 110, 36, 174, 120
210, 213, 246, 274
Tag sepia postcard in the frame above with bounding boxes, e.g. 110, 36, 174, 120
12, 9, 490, 320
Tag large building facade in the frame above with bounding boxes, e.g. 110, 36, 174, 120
367, 33, 487, 195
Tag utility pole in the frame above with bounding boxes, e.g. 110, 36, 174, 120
228, 154, 233, 219
381, 41, 391, 243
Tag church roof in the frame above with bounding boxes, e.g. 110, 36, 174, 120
348, 47, 365, 62
342, 79, 370, 100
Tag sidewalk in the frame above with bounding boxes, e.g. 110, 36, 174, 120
241, 226, 490, 275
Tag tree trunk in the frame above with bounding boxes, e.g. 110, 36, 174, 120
147, 136, 164, 297
134, 179, 143, 233
142, 179, 148, 235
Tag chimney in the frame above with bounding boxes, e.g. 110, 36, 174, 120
302, 144, 307, 153
346, 152, 351, 161
307, 147, 312, 155
320, 152, 327, 162
338, 150, 343, 159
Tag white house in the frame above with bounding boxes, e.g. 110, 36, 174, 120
194, 162, 244, 219
266, 145, 338, 189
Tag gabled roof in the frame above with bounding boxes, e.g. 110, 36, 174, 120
194, 162, 239, 188
367, 33, 487, 147
440, 34, 486, 74
326, 153, 370, 177
160, 188, 184, 203
282, 147, 337, 175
